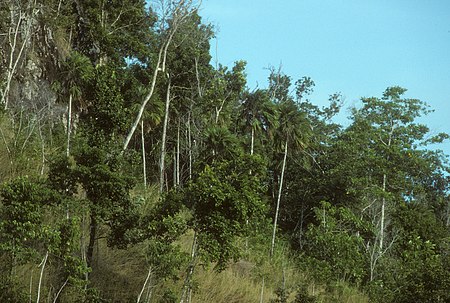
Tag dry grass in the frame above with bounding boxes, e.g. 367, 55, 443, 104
191, 264, 268, 303
89, 239, 149, 302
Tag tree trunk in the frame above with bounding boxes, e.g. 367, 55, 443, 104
159, 81, 171, 193
53, 278, 68, 303
1, 5, 33, 110
36, 251, 48, 303
180, 232, 197, 303
380, 173, 386, 251
141, 121, 147, 188
66, 93, 72, 157
188, 110, 193, 180
86, 214, 97, 270
259, 277, 265, 303
176, 120, 180, 187
250, 127, 254, 155
379, 122, 394, 251
122, 0, 192, 151
271, 139, 288, 257
137, 267, 152, 303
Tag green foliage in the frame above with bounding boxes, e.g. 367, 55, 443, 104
271, 285, 291, 303
0, 0, 449, 300
293, 287, 317, 303
302, 202, 367, 284
81, 66, 129, 143
74, 143, 136, 247
0, 277, 28, 303
0, 175, 87, 296
200, 126, 242, 164
0, 177, 59, 266
186, 153, 268, 270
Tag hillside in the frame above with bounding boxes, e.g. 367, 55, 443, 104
0, 1, 449, 302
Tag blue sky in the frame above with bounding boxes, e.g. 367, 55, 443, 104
200, 0, 450, 156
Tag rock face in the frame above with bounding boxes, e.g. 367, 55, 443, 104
1, 1, 65, 113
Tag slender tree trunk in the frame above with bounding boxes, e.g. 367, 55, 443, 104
122, 0, 192, 151
29, 268, 34, 303
66, 93, 72, 157
37, 118, 45, 176
259, 277, 265, 303
52, 278, 68, 303
141, 121, 147, 188
159, 81, 171, 193
188, 110, 192, 180
36, 251, 48, 303
180, 232, 197, 303
250, 127, 254, 155
176, 120, 180, 186
173, 147, 177, 187
271, 140, 288, 257
380, 173, 386, 251
380, 123, 394, 251
122, 48, 163, 152
1, 5, 33, 110
137, 267, 152, 303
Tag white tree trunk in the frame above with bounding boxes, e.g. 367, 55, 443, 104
379, 173, 386, 251
180, 232, 197, 303
188, 110, 193, 180
1, 4, 33, 110
250, 127, 254, 155
270, 139, 288, 257
52, 278, 68, 303
137, 267, 152, 303
36, 251, 48, 303
122, 0, 194, 151
66, 93, 72, 157
141, 121, 147, 188
159, 81, 171, 193
259, 277, 265, 303
176, 120, 180, 186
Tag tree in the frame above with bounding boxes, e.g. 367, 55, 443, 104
239, 89, 277, 156
0, 176, 86, 301
302, 201, 367, 284
186, 152, 267, 269
122, 0, 200, 151
58, 52, 94, 157
322, 87, 449, 283
270, 98, 311, 257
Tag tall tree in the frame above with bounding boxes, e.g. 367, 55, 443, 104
239, 89, 277, 156
122, 0, 199, 151
270, 99, 310, 256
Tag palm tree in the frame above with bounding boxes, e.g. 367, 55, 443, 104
239, 89, 277, 155
201, 126, 241, 165
60, 52, 94, 156
270, 99, 311, 257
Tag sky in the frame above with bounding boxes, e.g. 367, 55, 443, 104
200, 0, 450, 157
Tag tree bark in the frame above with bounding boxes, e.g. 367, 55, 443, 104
141, 121, 147, 188
188, 110, 193, 180
251, 127, 254, 155
122, 0, 193, 151
180, 232, 197, 303
137, 266, 152, 303
159, 81, 171, 193
270, 139, 288, 257
66, 93, 72, 157
36, 251, 48, 303
380, 174, 386, 251
176, 120, 180, 186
